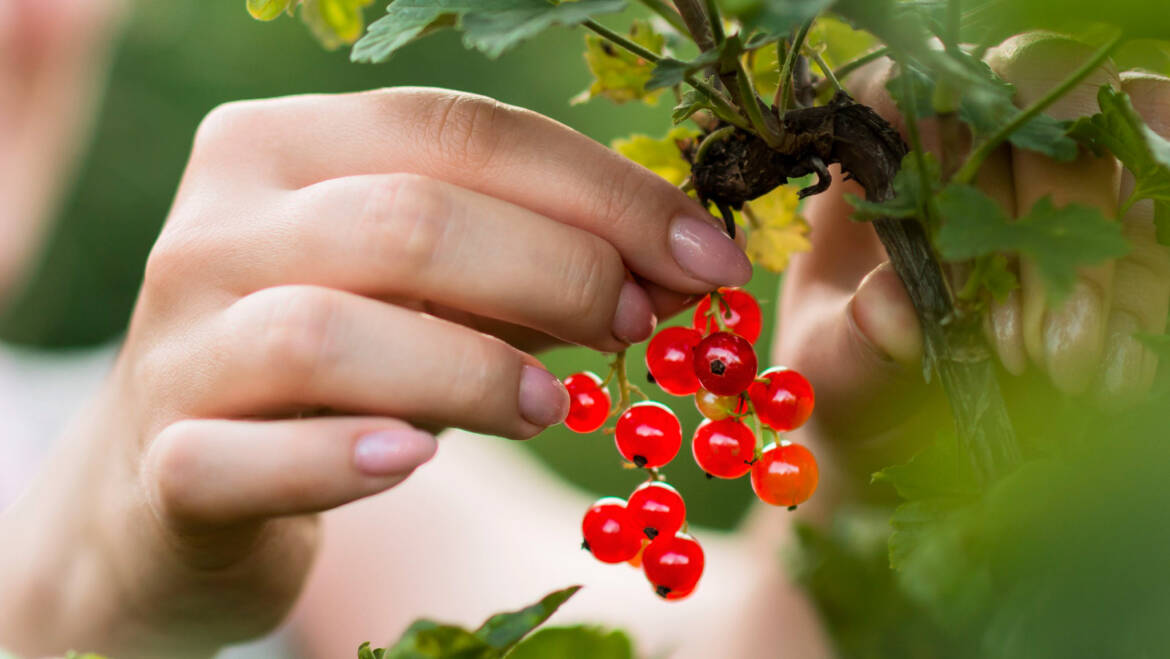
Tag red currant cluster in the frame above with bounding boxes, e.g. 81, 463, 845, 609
562, 287, 817, 601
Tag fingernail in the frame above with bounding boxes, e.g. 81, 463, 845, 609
612, 280, 657, 344
1101, 312, 1146, 401
669, 215, 752, 287
353, 429, 437, 477
848, 263, 923, 368
1044, 280, 1106, 395
518, 365, 570, 427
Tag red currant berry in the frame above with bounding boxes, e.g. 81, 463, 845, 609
627, 482, 686, 539
693, 389, 748, 421
691, 418, 756, 479
750, 443, 818, 508
563, 372, 611, 433
747, 367, 814, 432
615, 402, 682, 468
581, 497, 643, 564
692, 288, 762, 343
645, 327, 702, 395
643, 532, 704, 600
692, 332, 758, 396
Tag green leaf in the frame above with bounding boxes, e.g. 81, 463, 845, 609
873, 433, 981, 503
385, 621, 497, 659
573, 20, 665, 106
1069, 85, 1170, 244
847, 153, 939, 222
353, 0, 627, 63
247, 0, 297, 21
646, 49, 721, 91
720, 0, 837, 35
957, 253, 1019, 303
506, 626, 634, 659
671, 89, 710, 125
302, 0, 375, 48
935, 184, 1129, 301
358, 641, 387, 659
476, 586, 582, 651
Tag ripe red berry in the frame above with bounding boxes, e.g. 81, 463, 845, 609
693, 288, 763, 343
693, 389, 748, 421
747, 367, 815, 432
627, 482, 686, 539
643, 532, 704, 600
645, 327, 702, 395
581, 497, 644, 564
692, 332, 758, 396
750, 443, 818, 508
563, 372, 611, 433
615, 402, 682, 468
691, 418, 756, 479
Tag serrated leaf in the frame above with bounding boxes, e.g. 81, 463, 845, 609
671, 89, 710, 125
957, 253, 1018, 303
573, 21, 665, 106
353, 0, 627, 63
847, 153, 939, 222
611, 126, 700, 186
936, 184, 1129, 301
1069, 85, 1170, 244
248, 0, 297, 21
743, 185, 810, 273
476, 586, 581, 650
385, 621, 496, 659
358, 641, 387, 659
646, 49, 721, 91
507, 626, 633, 659
806, 14, 878, 72
873, 433, 981, 503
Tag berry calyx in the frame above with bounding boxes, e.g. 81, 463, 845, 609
627, 481, 686, 539
692, 332, 758, 396
643, 533, 704, 600
645, 327, 703, 396
693, 288, 763, 343
615, 402, 682, 468
691, 418, 756, 479
751, 443, 818, 508
747, 367, 815, 432
694, 389, 748, 421
563, 372, 611, 433
581, 497, 644, 564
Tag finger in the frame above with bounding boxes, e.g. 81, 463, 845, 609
219, 173, 656, 350
144, 417, 436, 528
185, 285, 569, 439
988, 34, 1122, 394
184, 89, 752, 295
1099, 72, 1170, 401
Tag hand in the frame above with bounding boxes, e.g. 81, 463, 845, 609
0, 0, 124, 301
776, 34, 1170, 471
0, 88, 750, 657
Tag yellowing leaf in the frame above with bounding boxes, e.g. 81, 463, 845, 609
574, 20, 666, 106
748, 42, 780, 103
301, 0, 373, 49
742, 185, 810, 273
806, 15, 879, 72
611, 126, 699, 186
247, 0, 296, 21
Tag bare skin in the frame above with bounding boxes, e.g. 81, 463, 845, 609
0, 14, 1167, 659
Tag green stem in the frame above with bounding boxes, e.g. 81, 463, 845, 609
819, 47, 890, 91
736, 66, 782, 147
695, 125, 736, 163
809, 49, 843, 94
636, 0, 690, 35
776, 19, 813, 112
897, 63, 937, 227
953, 33, 1122, 184
582, 19, 752, 132
612, 351, 632, 414
704, 0, 724, 44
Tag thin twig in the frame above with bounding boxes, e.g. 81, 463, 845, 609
809, 50, 843, 94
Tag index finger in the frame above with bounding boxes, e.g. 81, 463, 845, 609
187, 87, 752, 296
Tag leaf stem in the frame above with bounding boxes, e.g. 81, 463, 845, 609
809, 50, 843, 94
704, 0, 724, 44
737, 67, 783, 147
636, 0, 690, 35
953, 33, 1122, 184
776, 19, 813, 112
581, 19, 752, 131
814, 47, 890, 94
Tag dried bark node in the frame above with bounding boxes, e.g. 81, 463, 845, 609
690, 91, 1020, 483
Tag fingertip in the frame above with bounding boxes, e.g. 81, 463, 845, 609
352, 428, 438, 478
612, 280, 657, 344
848, 263, 923, 368
517, 364, 570, 429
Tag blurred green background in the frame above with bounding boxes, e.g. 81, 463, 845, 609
0, 2, 782, 529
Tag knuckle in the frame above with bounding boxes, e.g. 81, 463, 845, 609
1121, 71, 1170, 136
594, 165, 658, 233
148, 421, 208, 524
192, 99, 271, 159
446, 338, 512, 419
423, 92, 508, 172
362, 174, 451, 280
236, 286, 340, 385
556, 239, 622, 331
